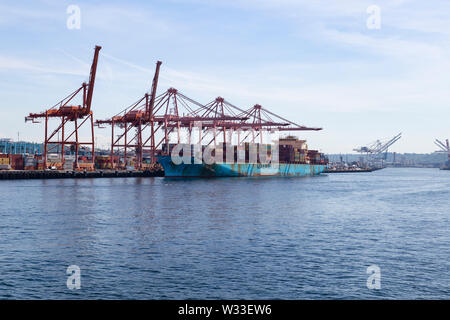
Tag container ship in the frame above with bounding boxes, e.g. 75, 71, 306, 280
158, 136, 328, 178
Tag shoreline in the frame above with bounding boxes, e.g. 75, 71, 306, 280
0, 169, 164, 180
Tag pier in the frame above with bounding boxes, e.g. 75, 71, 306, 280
0, 169, 163, 180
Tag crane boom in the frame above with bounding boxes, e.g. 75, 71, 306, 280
354, 133, 402, 160
434, 138, 450, 164
434, 139, 449, 152
375, 133, 402, 154
85, 45, 102, 113
147, 61, 162, 118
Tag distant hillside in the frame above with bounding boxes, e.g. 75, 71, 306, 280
328, 153, 448, 166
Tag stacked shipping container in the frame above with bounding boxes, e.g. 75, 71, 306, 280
0, 154, 10, 170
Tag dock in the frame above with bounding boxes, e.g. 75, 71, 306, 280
324, 168, 377, 173
0, 169, 164, 180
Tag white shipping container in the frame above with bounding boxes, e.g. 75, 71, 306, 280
25, 159, 37, 165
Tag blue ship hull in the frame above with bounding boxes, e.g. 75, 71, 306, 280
157, 156, 327, 177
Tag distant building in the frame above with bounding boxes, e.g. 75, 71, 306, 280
0, 138, 42, 155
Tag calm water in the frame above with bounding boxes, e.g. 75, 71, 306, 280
0, 168, 448, 299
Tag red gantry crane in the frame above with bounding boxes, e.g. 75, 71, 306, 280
95, 61, 163, 169
25, 45, 102, 170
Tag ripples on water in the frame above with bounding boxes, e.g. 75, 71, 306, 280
0, 168, 448, 299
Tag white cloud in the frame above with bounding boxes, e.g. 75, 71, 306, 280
0, 55, 85, 76
321, 28, 445, 61
0, 3, 61, 26
80, 3, 176, 36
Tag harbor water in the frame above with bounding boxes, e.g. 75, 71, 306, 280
0, 168, 448, 299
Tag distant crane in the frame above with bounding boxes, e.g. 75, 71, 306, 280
354, 133, 402, 161
434, 138, 450, 167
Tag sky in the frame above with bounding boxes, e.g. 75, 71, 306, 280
0, 0, 449, 153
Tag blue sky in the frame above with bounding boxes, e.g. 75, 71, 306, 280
0, 0, 449, 153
